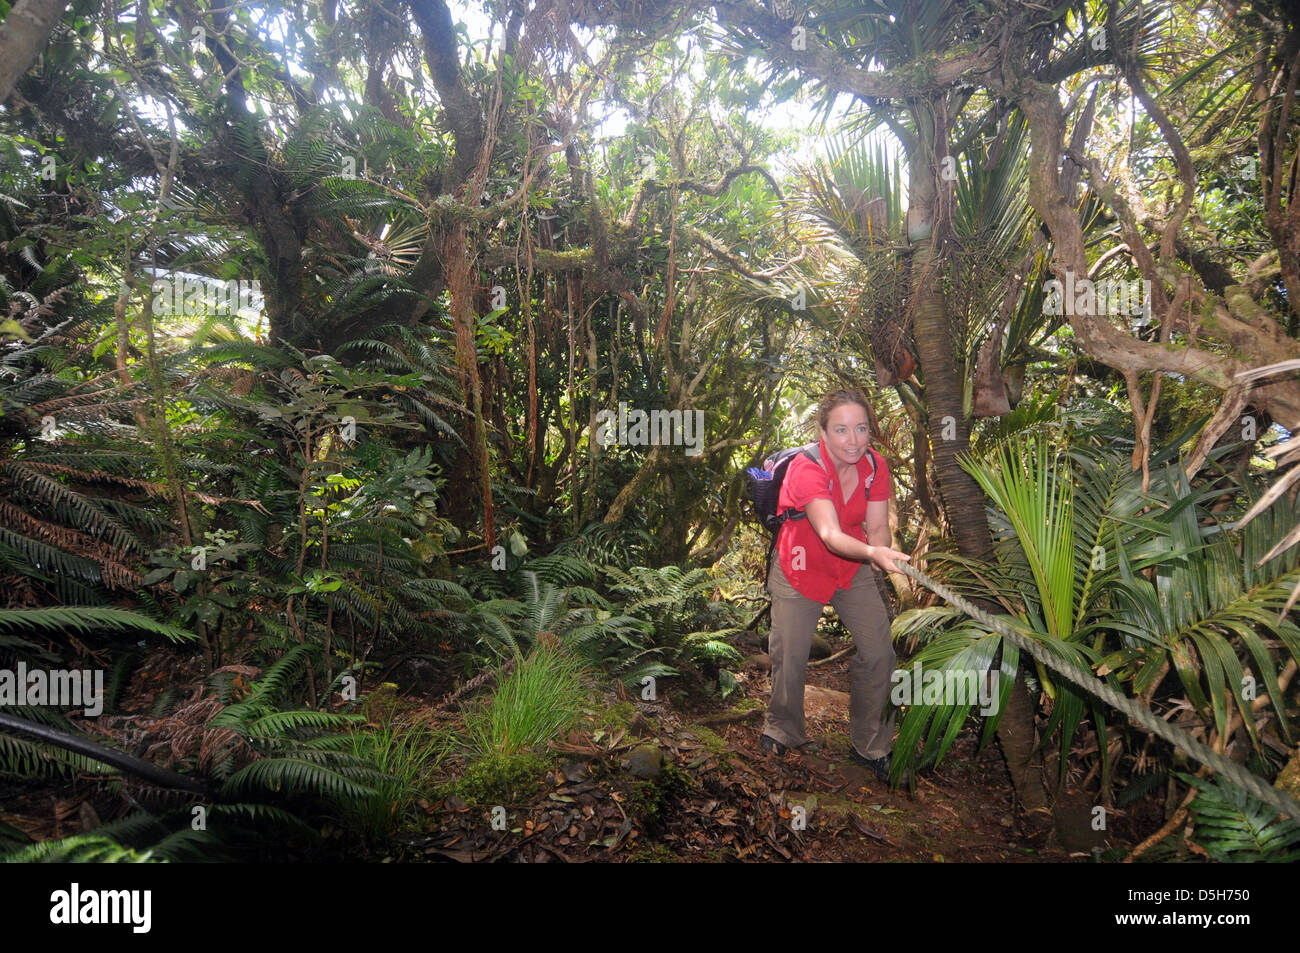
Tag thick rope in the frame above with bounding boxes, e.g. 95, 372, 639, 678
895, 561, 1300, 820
0, 711, 215, 796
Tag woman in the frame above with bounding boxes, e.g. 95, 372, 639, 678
760, 388, 910, 781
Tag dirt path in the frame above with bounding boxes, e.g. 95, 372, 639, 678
701, 651, 1072, 862
409, 649, 1076, 862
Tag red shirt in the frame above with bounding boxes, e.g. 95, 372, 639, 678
776, 437, 892, 602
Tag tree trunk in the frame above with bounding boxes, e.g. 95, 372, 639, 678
906, 132, 1053, 824
443, 222, 495, 548
0, 0, 67, 103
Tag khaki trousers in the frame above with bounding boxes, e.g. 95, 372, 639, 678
763, 552, 895, 758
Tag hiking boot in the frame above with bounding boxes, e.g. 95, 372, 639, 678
759, 734, 788, 756
848, 747, 910, 785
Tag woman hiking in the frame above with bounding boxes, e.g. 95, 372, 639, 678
759, 388, 910, 782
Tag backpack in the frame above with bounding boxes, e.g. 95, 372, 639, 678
745, 443, 881, 582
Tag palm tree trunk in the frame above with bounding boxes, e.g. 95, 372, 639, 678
907, 139, 1052, 822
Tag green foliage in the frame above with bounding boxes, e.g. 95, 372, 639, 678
208, 646, 385, 805
2, 0, 1294, 862
459, 569, 653, 685
0, 645, 410, 861
0, 606, 195, 643
963, 436, 1075, 641
1183, 774, 1300, 862
0, 705, 119, 782
463, 644, 588, 757
3, 835, 163, 864
345, 717, 450, 840
0, 360, 160, 605
149, 336, 469, 670
971, 387, 1068, 457
0, 803, 316, 864
605, 564, 744, 685
551, 523, 654, 573
893, 424, 1300, 802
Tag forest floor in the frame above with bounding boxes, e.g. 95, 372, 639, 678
402, 635, 1125, 863
2, 636, 1145, 861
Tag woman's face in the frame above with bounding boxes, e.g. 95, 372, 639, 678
820, 402, 871, 468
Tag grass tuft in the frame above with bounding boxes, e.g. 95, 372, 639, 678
464, 644, 588, 757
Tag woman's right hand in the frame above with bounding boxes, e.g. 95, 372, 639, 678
865, 545, 911, 573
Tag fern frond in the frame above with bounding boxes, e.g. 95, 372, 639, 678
1, 834, 161, 863
1185, 774, 1300, 862
0, 607, 195, 643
